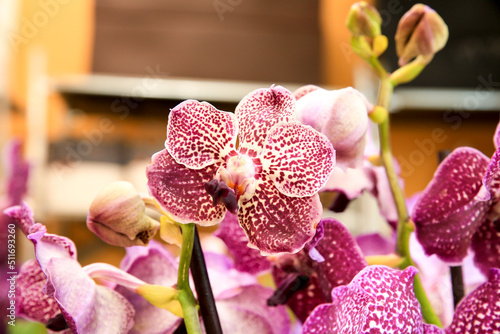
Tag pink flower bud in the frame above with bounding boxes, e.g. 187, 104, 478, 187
87, 181, 160, 247
346, 1, 382, 38
395, 4, 448, 66
295, 86, 371, 170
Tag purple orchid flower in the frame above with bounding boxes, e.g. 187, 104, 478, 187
146, 86, 335, 255
215, 213, 368, 323
411, 130, 500, 274
293, 85, 400, 227
302, 266, 500, 334
116, 240, 290, 334
6, 203, 158, 333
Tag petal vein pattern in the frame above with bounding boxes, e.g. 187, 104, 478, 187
236, 86, 295, 154
262, 122, 335, 197
166, 100, 237, 169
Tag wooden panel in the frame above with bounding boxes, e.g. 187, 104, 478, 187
92, 0, 320, 83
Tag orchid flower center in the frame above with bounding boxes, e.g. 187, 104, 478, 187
218, 154, 257, 202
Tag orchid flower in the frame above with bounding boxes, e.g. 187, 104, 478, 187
117, 240, 290, 334
412, 122, 500, 275
215, 213, 368, 322
302, 265, 500, 334
293, 85, 400, 226
146, 86, 335, 255
6, 203, 178, 334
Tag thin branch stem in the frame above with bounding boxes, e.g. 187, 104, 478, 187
376, 76, 442, 327
178, 223, 202, 334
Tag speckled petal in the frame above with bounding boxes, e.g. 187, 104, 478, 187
302, 284, 373, 334
214, 213, 271, 275
147, 149, 226, 226
471, 218, 500, 276
445, 268, 500, 334
117, 241, 181, 334
412, 147, 491, 262
165, 100, 237, 169
357, 266, 423, 333
314, 218, 368, 297
480, 147, 500, 202
16, 259, 61, 324
235, 86, 295, 154
237, 176, 322, 255
262, 121, 335, 197
215, 285, 290, 334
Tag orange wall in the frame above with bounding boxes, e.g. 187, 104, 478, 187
9, 0, 95, 139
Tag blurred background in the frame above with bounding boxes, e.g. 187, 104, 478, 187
1, 0, 499, 268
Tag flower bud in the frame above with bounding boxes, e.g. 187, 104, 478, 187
346, 1, 382, 38
294, 86, 371, 170
395, 4, 449, 66
87, 181, 160, 247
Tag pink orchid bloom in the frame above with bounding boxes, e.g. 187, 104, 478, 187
147, 86, 335, 255
412, 121, 500, 275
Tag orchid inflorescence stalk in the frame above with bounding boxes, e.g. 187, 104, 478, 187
3, 2, 500, 334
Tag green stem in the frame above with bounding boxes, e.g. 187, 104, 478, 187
376, 76, 442, 327
178, 223, 202, 334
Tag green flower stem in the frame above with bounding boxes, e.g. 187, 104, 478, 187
376, 71, 442, 327
178, 223, 202, 334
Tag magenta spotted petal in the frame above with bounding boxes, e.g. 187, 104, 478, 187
214, 213, 271, 275
16, 259, 61, 324
165, 100, 237, 169
479, 147, 500, 203
412, 147, 491, 262
445, 268, 500, 334
262, 121, 335, 197
471, 218, 500, 275
235, 86, 295, 154
303, 266, 424, 334
313, 218, 368, 297
271, 218, 367, 322
238, 177, 323, 255
147, 149, 226, 226
302, 284, 373, 334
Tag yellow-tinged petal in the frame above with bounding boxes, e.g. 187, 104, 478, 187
136, 284, 183, 318
365, 254, 404, 268
160, 215, 183, 247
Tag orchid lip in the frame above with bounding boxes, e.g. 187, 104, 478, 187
217, 153, 259, 202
